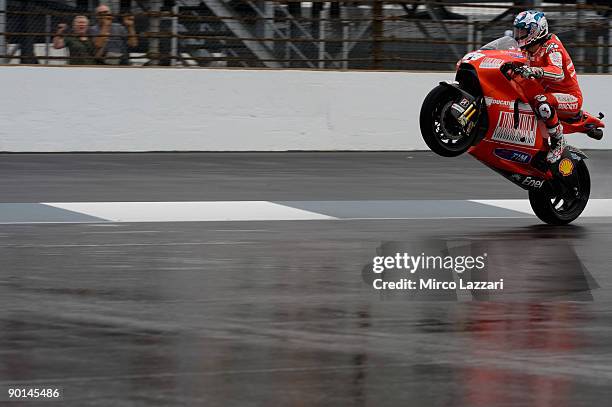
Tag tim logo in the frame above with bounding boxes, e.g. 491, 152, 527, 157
494, 148, 531, 163
492, 112, 537, 146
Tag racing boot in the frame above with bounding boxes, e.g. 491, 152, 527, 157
587, 128, 604, 140
546, 123, 566, 164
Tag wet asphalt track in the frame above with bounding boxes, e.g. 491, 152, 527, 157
1, 151, 612, 406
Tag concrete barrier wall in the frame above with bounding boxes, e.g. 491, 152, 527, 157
0, 66, 610, 151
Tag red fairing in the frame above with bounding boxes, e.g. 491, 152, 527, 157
418, 37, 603, 223
453, 45, 604, 183
455, 50, 549, 178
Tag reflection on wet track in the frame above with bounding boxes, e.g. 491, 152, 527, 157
1, 219, 612, 406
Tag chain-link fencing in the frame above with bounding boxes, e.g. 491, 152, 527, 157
0, 1, 610, 71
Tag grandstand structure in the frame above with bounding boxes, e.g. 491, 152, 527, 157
0, 1, 610, 71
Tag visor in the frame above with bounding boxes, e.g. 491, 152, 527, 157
513, 27, 528, 42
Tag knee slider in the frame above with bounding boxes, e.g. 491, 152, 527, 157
535, 99, 554, 121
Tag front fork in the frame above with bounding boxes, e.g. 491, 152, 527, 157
438, 81, 484, 138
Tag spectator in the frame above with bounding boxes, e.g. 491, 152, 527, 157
90, 4, 138, 65
53, 16, 96, 65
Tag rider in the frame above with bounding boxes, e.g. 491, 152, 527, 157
512, 10, 582, 164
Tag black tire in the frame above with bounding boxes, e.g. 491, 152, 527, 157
528, 160, 590, 225
419, 85, 479, 157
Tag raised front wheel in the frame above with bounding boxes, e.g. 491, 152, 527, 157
419, 85, 479, 157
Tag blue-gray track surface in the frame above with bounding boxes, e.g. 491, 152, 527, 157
1, 151, 612, 406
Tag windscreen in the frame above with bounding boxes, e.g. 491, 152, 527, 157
480, 36, 520, 51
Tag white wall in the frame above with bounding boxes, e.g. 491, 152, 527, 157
0, 66, 610, 151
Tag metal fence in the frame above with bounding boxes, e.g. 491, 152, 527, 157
0, 1, 610, 71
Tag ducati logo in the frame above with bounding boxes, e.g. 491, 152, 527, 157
559, 103, 579, 110
558, 158, 574, 177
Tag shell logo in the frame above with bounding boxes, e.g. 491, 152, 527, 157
559, 158, 574, 177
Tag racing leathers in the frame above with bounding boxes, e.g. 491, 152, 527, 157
518, 34, 582, 163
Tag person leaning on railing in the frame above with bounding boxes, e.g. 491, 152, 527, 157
90, 4, 138, 65
52, 16, 97, 65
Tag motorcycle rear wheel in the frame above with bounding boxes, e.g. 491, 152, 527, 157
528, 160, 590, 225
419, 85, 479, 157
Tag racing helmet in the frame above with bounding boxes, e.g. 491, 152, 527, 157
513, 10, 548, 49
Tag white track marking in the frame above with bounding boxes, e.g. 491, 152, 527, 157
472, 199, 612, 217
43, 201, 336, 222
0, 200, 608, 225
581, 199, 612, 217
470, 199, 535, 215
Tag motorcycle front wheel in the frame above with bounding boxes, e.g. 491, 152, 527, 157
419, 85, 479, 157
528, 160, 590, 225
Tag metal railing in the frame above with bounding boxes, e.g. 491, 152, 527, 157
0, 1, 610, 72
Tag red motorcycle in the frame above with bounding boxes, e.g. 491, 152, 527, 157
420, 36, 605, 225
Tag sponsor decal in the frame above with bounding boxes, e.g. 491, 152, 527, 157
484, 97, 531, 112
552, 93, 578, 103
459, 98, 470, 108
462, 52, 485, 62
558, 158, 574, 176
522, 176, 544, 189
508, 174, 544, 188
552, 94, 579, 112
491, 111, 537, 147
480, 58, 504, 69
549, 51, 563, 67
494, 148, 531, 164
508, 52, 525, 59
559, 102, 579, 111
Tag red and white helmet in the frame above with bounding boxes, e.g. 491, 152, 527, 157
513, 10, 549, 49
